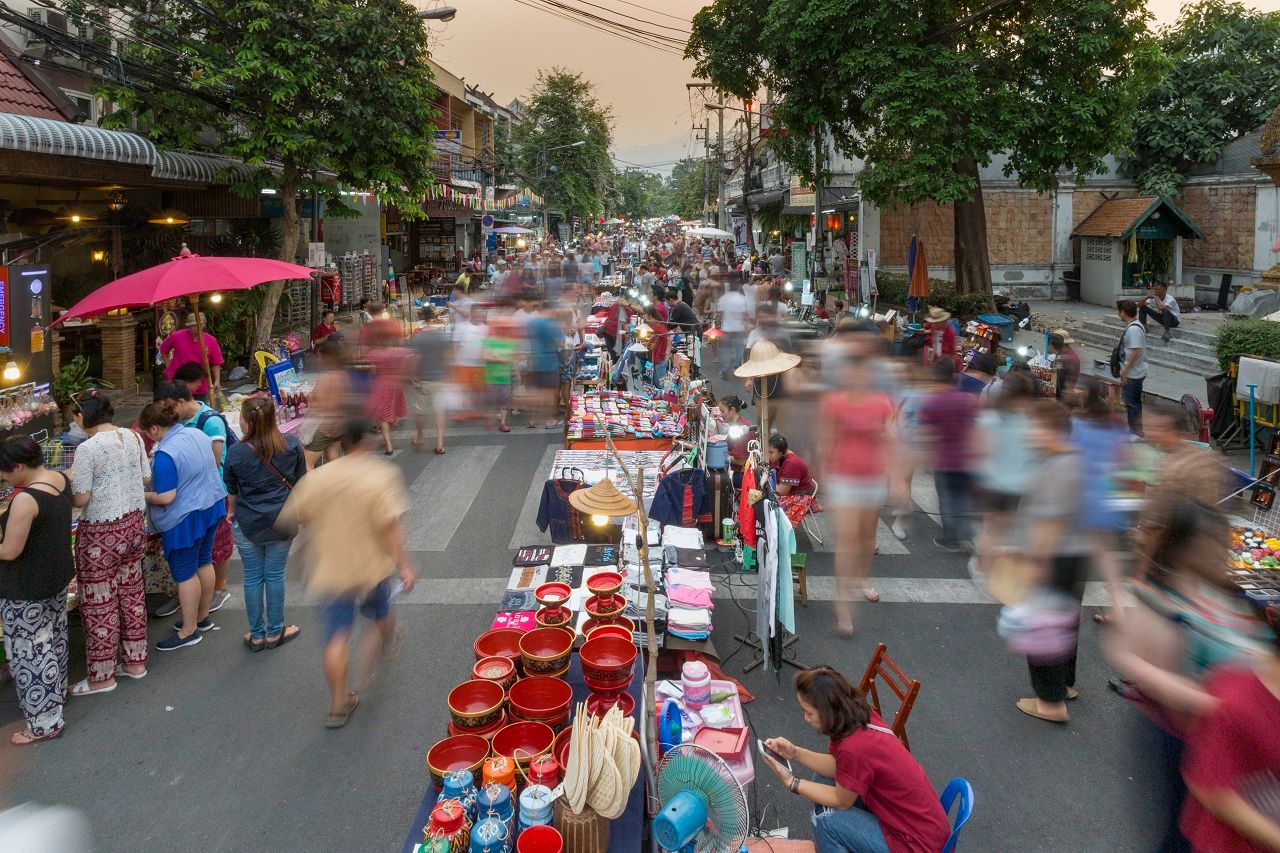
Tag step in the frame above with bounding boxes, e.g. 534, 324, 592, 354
1076, 317, 1219, 347
1072, 321, 1220, 362
1068, 327, 1220, 376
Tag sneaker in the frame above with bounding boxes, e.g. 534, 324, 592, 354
174, 618, 216, 633
933, 537, 966, 554
208, 589, 231, 612
1160, 331, 1172, 342
153, 596, 181, 617
155, 631, 203, 652
891, 520, 907, 540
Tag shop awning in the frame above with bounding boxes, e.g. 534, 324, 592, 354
728, 188, 785, 213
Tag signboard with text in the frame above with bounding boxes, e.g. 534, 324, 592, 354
0, 267, 10, 350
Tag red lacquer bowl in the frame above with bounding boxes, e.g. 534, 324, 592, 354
491, 721, 555, 767
585, 571, 624, 596
535, 606, 573, 629
554, 725, 574, 769
472, 656, 518, 692
508, 676, 573, 721
584, 670, 634, 694
585, 593, 626, 619
534, 582, 573, 608
448, 710, 507, 741
585, 624, 632, 644
427, 734, 491, 787
586, 690, 636, 719
474, 628, 524, 662
519, 627, 574, 676
581, 615, 634, 637
580, 635, 637, 676
448, 679, 507, 730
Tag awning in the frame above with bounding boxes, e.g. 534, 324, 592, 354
727, 188, 785, 212
449, 178, 481, 191
822, 186, 859, 208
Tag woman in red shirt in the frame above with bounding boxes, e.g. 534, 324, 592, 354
817, 352, 896, 630
768, 434, 818, 530
762, 666, 951, 853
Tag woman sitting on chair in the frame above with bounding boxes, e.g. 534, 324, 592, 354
761, 666, 951, 853
768, 433, 820, 529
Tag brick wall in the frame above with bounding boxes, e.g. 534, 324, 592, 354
1176, 185, 1256, 270
878, 191, 1052, 266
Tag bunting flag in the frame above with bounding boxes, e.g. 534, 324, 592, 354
423, 185, 545, 211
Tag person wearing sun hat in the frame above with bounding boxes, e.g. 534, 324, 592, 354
1048, 329, 1081, 398
922, 306, 958, 366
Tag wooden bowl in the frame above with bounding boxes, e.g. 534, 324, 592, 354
519, 627, 574, 676
472, 656, 518, 693
586, 691, 636, 719
534, 582, 573, 609
584, 593, 626, 620
427, 734, 491, 788
585, 624, 632, 644
508, 676, 573, 722
448, 679, 507, 730
474, 628, 524, 662
491, 721, 555, 767
579, 635, 638, 687
581, 615, 634, 637
535, 606, 573, 629
448, 710, 507, 741
585, 571, 624, 596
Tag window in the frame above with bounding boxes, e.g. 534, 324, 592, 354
62, 89, 96, 123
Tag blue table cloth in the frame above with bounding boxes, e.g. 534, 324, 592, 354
402, 654, 646, 853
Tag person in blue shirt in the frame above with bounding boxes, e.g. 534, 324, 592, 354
525, 300, 565, 430
155, 382, 234, 612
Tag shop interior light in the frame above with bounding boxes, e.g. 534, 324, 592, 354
209, 292, 223, 303
591, 514, 609, 526
91, 249, 106, 263
148, 209, 190, 226
4, 361, 20, 381
56, 206, 96, 224
516, 237, 527, 248
783, 281, 794, 292
260, 188, 277, 195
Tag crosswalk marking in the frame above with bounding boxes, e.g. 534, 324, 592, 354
404, 445, 504, 551
508, 443, 564, 548
910, 476, 941, 528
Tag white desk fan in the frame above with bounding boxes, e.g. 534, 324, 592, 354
653, 743, 750, 853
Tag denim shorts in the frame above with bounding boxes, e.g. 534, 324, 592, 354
321, 578, 394, 643
166, 519, 220, 584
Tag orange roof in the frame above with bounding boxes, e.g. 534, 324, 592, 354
0, 35, 70, 120
1073, 197, 1159, 238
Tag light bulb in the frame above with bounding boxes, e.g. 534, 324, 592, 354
784, 282, 794, 292
3, 361, 19, 381
728, 424, 747, 439
591, 514, 609, 526
1017, 346, 1029, 357
209, 292, 223, 303
70, 214, 81, 223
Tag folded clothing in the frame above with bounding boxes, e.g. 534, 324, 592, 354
668, 605, 712, 629
666, 568, 714, 590
662, 526, 704, 549
514, 546, 554, 566
551, 544, 588, 567
668, 586, 713, 608
664, 546, 708, 568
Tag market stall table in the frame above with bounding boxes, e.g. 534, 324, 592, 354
566, 391, 682, 451
401, 654, 646, 853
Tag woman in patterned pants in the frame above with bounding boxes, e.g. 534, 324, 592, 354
69, 391, 150, 694
0, 436, 75, 744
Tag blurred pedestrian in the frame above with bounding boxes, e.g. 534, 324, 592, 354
972, 371, 1036, 581
303, 338, 354, 470
68, 390, 148, 695
225, 396, 305, 651
277, 418, 417, 729
527, 299, 565, 429
818, 352, 896, 633
0, 435, 73, 743
919, 359, 979, 552
366, 323, 409, 455
140, 399, 226, 651
922, 307, 958, 366
717, 280, 748, 380
484, 311, 517, 433
1117, 299, 1148, 435
1048, 330, 1081, 398
410, 307, 450, 454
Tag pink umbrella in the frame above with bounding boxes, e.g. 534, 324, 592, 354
52, 245, 316, 389
52, 245, 315, 325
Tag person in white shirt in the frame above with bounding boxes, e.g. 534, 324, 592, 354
1140, 282, 1180, 342
716, 281, 749, 379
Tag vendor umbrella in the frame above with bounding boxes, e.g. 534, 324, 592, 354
51, 244, 315, 391
685, 226, 733, 239
907, 235, 929, 314
493, 225, 534, 235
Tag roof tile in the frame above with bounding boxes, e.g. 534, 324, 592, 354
0, 52, 63, 120
1072, 197, 1157, 238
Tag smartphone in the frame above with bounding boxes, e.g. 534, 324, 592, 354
757, 739, 792, 771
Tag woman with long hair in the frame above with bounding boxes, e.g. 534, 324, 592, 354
0, 435, 75, 744
303, 338, 353, 469
972, 370, 1036, 581
760, 666, 950, 853
68, 390, 150, 695
365, 324, 409, 455
225, 396, 306, 651
139, 399, 227, 651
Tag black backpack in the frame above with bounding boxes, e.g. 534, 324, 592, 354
196, 408, 239, 450
1110, 321, 1142, 378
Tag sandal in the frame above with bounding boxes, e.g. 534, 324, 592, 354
410, 436, 424, 451
326, 692, 360, 729
1016, 697, 1069, 723
11, 725, 64, 745
434, 447, 446, 455
70, 678, 117, 696
244, 633, 266, 652
114, 665, 147, 680
266, 625, 301, 649
862, 587, 881, 603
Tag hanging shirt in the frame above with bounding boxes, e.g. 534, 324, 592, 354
774, 502, 796, 635
535, 479, 586, 544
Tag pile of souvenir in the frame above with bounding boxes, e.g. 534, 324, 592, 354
550, 449, 665, 504
1229, 524, 1280, 608
566, 391, 682, 442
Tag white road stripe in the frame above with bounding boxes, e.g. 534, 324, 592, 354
404, 445, 504, 550
508, 443, 564, 548
910, 476, 941, 527
806, 513, 910, 555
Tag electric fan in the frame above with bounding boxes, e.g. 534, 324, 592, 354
653, 743, 750, 853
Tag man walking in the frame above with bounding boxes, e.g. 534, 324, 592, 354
1140, 283, 1180, 342
716, 280, 749, 379
1117, 299, 1148, 435
277, 418, 416, 728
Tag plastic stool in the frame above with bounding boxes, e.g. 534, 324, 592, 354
792, 553, 808, 607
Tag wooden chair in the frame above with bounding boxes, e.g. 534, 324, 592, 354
791, 552, 808, 607
857, 642, 921, 750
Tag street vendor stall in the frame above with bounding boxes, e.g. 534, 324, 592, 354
566, 391, 684, 451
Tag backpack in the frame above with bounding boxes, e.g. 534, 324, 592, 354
196, 408, 239, 450
1110, 321, 1142, 379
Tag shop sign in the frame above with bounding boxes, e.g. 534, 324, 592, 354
789, 173, 815, 209
481, 214, 495, 229
307, 242, 325, 268
434, 130, 462, 155
0, 267, 9, 350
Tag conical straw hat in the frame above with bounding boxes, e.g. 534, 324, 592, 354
569, 478, 638, 517
734, 339, 801, 378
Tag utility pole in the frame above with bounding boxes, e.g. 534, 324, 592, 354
741, 99, 755, 253
813, 127, 825, 296
716, 105, 726, 232
694, 123, 709, 224
687, 82, 722, 228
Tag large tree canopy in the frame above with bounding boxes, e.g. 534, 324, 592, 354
666, 158, 707, 222
1123, 0, 1280, 197
101, 0, 438, 345
612, 168, 665, 221
687, 0, 1160, 294
513, 69, 614, 223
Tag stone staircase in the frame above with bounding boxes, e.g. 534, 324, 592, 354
1068, 317, 1222, 377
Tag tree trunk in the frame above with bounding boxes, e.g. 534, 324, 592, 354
952, 156, 993, 296
254, 164, 302, 349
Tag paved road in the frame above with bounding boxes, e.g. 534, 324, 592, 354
1, 352, 1166, 852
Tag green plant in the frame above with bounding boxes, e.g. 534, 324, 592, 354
872, 271, 993, 319
1214, 318, 1280, 370
51, 355, 114, 414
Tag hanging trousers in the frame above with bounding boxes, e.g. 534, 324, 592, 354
1, 592, 69, 737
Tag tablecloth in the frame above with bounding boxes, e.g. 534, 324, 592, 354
401, 654, 646, 853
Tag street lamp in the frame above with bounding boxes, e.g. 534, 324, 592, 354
542, 140, 586, 242
417, 4, 457, 21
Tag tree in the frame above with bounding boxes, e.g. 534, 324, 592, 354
513, 69, 614, 224
100, 0, 438, 347
1124, 0, 1280, 197
665, 158, 706, 221
614, 168, 665, 220
687, 0, 1160, 295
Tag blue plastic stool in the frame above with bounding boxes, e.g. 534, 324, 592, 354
940, 777, 974, 852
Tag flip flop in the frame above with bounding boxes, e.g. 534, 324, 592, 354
326, 692, 360, 729
1016, 698, 1068, 723
70, 678, 117, 697
862, 587, 881, 603
244, 633, 266, 652
1066, 687, 1080, 701
114, 665, 147, 680
266, 625, 301, 649
11, 725, 64, 745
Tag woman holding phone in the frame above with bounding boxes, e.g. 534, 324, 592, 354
761, 666, 950, 853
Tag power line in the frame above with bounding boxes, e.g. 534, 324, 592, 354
605, 0, 691, 24
554, 0, 690, 35
511, 0, 683, 56
519, 0, 688, 53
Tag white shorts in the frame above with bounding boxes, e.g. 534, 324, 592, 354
827, 476, 888, 510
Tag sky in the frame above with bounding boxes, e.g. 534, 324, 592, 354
424, 0, 1280, 173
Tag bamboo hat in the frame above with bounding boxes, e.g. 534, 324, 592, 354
1051, 328, 1077, 346
925, 306, 951, 323
734, 339, 801, 378
569, 478, 638, 517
